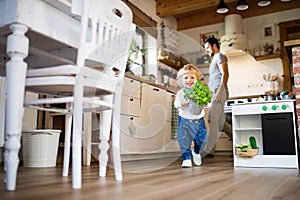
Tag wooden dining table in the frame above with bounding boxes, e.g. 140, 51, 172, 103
0, 0, 82, 191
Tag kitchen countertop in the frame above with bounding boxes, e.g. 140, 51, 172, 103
125, 72, 179, 94
232, 99, 295, 106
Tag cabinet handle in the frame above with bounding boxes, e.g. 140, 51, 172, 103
130, 80, 134, 83
130, 98, 134, 101
130, 117, 134, 120
153, 88, 159, 92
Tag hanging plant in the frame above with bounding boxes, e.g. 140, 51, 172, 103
128, 38, 145, 65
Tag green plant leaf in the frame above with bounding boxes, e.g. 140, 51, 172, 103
183, 80, 212, 106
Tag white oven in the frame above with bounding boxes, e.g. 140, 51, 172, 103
232, 100, 299, 168
224, 98, 250, 113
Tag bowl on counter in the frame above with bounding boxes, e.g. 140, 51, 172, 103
280, 94, 294, 100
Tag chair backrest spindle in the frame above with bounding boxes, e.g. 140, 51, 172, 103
74, 0, 134, 77
73, 0, 135, 80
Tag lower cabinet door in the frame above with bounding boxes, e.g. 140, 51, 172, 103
120, 115, 142, 154
163, 122, 180, 152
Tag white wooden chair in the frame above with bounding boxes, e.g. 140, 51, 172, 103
0, 77, 5, 148
24, 0, 135, 189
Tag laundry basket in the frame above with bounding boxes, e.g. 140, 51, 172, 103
22, 129, 61, 167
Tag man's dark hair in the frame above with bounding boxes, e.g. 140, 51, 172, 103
204, 36, 220, 49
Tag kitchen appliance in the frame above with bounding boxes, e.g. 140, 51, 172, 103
232, 100, 299, 168
262, 112, 296, 155
220, 14, 251, 57
224, 98, 251, 113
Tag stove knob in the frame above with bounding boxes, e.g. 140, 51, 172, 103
272, 105, 277, 110
262, 105, 267, 111
281, 104, 287, 110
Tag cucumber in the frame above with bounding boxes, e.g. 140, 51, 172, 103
249, 136, 257, 149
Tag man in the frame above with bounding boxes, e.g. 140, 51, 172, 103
202, 36, 229, 157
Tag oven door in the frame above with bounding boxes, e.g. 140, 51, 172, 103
261, 113, 296, 155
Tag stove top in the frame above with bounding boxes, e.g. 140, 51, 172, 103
224, 98, 250, 113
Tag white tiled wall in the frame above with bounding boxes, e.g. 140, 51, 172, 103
227, 55, 283, 98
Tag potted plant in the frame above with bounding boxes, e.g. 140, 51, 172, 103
126, 38, 145, 75
184, 80, 212, 115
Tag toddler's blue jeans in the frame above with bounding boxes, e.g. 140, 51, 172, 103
177, 116, 207, 160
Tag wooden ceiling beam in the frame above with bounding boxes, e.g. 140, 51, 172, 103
156, 0, 236, 17
176, 0, 300, 30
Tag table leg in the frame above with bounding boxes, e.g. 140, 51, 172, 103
4, 23, 29, 191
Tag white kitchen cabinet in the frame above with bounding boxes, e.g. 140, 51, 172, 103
121, 78, 141, 117
120, 77, 142, 154
232, 101, 299, 169
121, 95, 140, 117
140, 84, 168, 153
215, 132, 233, 152
122, 77, 141, 98
120, 115, 142, 154
120, 77, 179, 156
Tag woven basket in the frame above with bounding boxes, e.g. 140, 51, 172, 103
235, 148, 259, 158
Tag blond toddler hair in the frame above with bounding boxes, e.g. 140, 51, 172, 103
176, 64, 203, 88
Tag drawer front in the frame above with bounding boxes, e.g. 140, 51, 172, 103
121, 95, 141, 116
123, 77, 140, 98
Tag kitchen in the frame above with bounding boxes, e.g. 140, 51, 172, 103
118, 0, 300, 160
0, 2, 299, 198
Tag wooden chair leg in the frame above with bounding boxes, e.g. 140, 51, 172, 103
62, 103, 72, 177
72, 78, 83, 189
112, 85, 123, 181
98, 96, 113, 177
83, 106, 92, 166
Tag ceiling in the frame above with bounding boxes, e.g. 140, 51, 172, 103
155, 0, 300, 30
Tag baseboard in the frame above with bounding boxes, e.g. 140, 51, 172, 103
121, 151, 181, 161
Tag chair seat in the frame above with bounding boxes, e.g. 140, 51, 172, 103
26, 66, 119, 96
27, 64, 106, 78
24, 96, 113, 113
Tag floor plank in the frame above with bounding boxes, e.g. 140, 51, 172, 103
1, 156, 299, 200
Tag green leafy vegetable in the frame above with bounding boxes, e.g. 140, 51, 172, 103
249, 136, 258, 149
183, 80, 212, 107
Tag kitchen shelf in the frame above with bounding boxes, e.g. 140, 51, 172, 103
158, 49, 189, 71
254, 53, 281, 61
196, 63, 210, 68
234, 128, 262, 131
158, 57, 181, 70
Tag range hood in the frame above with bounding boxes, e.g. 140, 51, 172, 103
220, 14, 251, 57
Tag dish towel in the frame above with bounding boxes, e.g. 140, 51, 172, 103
171, 104, 178, 139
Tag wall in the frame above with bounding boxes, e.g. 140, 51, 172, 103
129, 1, 300, 98
180, 8, 300, 98
292, 46, 300, 134
227, 55, 283, 97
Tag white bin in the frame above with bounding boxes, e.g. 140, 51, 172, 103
22, 129, 61, 167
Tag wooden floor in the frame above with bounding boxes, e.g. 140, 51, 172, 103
1, 156, 300, 200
